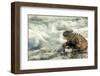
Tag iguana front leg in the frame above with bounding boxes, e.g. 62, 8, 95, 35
62, 41, 71, 53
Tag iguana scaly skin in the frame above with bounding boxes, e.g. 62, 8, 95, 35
62, 30, 88, 53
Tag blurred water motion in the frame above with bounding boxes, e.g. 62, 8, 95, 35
28, 15, 88, 60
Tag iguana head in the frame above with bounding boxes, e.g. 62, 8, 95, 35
63, 30, 73, 37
